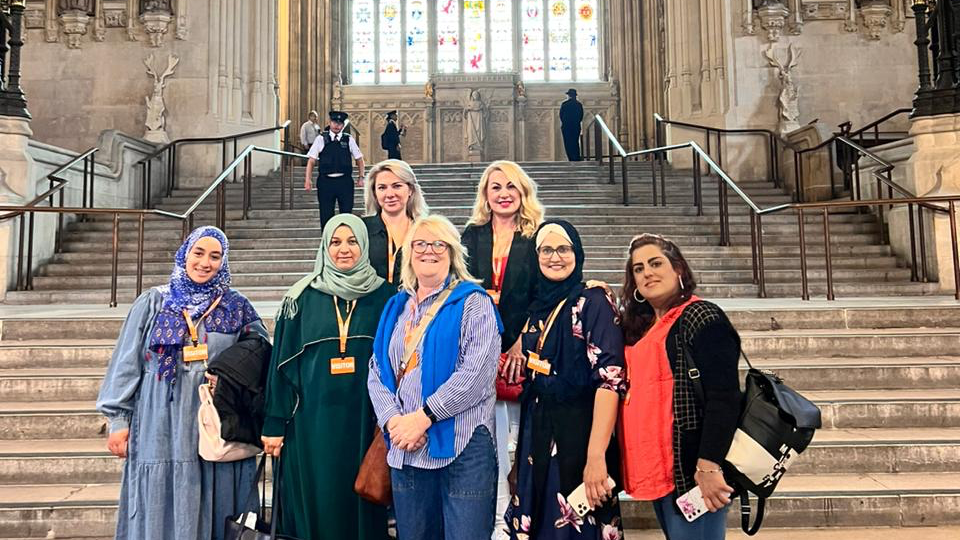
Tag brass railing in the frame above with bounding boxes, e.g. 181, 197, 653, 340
583, 114, 960, 301
2, 145, 308, 307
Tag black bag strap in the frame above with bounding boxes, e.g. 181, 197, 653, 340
270, 454, 282, 539
237, 455, 269, 526
740, 491, 765, 535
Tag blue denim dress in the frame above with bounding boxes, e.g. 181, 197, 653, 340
96, 288, 267, 540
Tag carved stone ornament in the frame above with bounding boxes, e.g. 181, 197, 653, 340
141, 0, 172, 13
24, 9, 45, 29
143, 53, 180, 143
860, 2, 892, 40
58, 0, 93, 13
757, 2, 789, 42
764, 44, 802, 135
59, 11, 90, 49
140, 10, 171, 47
104, 8, 127, 27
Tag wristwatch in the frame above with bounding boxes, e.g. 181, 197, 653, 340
422, 403, 438, 425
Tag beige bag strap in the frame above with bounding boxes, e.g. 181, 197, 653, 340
396, 281, 459, 385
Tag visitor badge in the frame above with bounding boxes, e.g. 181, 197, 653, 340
182, 344, 208, 363
527, 352, 551, 375
330, 356, 356, 375
486, 289, 501, 305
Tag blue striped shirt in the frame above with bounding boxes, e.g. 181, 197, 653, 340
367, 285, 501, 469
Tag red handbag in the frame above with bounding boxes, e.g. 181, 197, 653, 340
495, 353, 525, 401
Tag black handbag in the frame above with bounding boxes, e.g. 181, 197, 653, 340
224, 455, 301, 540
686, 348, 821, 535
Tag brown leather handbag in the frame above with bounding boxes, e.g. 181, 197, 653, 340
354, 426, 392, 505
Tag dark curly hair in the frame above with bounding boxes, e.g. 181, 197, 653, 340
619, 233, 697, 345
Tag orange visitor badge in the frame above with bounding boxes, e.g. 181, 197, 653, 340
330, 356, 356, 375
486, 289, 501, 305
182, 344, 209, 363
527, 352, 551, 375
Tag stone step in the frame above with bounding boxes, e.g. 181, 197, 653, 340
742, 327, 960, 358
626, 528, 960, 540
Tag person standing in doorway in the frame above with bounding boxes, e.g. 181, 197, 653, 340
305, 110, 366, 230
299, 110, 320, 153
560, 89, 584, 162
381, 110, 406, 160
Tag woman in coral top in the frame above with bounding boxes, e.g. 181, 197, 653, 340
617, 234, 742, 540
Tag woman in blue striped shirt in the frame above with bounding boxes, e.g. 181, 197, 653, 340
367, 214, 503, 540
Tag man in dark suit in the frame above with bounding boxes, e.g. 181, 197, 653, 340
559, 88, 584, 161
381, 110, 406, 160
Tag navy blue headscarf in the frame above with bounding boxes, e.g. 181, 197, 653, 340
148, 226, 259, 384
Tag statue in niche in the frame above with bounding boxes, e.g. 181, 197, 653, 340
332, 77, 343, 106
515, 81, 526, 98
143, 53, 180, 143
58, 0, 93, 14
764, 44, 801, 134
464, 90, 487, 160
424, 81, 435, 99
142, 0, 173, 13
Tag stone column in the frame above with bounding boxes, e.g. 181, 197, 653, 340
0, 117, 34, 299
904, 114, 960, 290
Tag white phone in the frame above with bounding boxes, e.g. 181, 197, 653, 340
566, 477, 617, 518
676, 486, 709, 522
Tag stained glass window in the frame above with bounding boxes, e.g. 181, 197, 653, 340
348, 0, 601, 84
406, 0, 429, 82
490, 0, 513, 72
437, 0, 460, 74
351, 0, 376, 84
547, 0, 572, 81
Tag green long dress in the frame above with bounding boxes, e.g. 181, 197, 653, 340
262, 282, 394, 540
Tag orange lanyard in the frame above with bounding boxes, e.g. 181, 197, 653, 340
387, 233, 399, 284
491, 229, 513, 292
533, 300, 567, 356
182, 296, 223, 347
332, 297, 357, 355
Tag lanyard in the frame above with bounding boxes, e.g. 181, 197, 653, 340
402, 281, 456, 373
182, 296, 223, 347
333, 297, 357, 355
491, 229, 513, 292
535, 300, 567, 356
387, 233, 399, 284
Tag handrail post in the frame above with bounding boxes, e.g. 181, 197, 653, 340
243, 153, 252, 219
908, 203, 919, 281
829, 141, 837, 198
136, 213, 145, 298
798, 208, 809, 300
16, 214, 24, 290
718, 179, 728, 246
693, 149, 702, 215
767, 136, 774, 185
146, 160, 153, 209
877, 176, 886, 244
594, 122, 601, 163
608, 140, 614, 185
140, 162, 146, 208
170, 144, 177, 195
750, 213, 759, 284
25, 211, 34, 290
621, 155, 630, 206
796, 153, 804, 203
110, 212, 120, 308
651, 148, 659, 206
232, 138, 239, 183
280, 154, 287, 210
950, 201, 960, 300
82, 155, 89, 209
854, 157, 862, 202
918, 206, 928, 282
756, 212, 766, 298
89, 154, 96, 209
55, 189, 64, 253
217, 182, 225, 231
659, 147, 667, 206
823, 208, 835, 300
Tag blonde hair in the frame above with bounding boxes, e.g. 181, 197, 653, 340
467, 160, 545, 238
364, 159, 430, 219
400, 215, 479, 291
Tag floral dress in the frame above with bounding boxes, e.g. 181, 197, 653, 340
505, 288, 627, 540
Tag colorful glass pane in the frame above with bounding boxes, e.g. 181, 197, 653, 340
378, 1, 403, 83
548, 0, 572, 81
351, 0, 376, 83
574, 0, 599, 80
407, 0, 429, 82
463, 1, 486, 72
489, 0, 513, 72
521, 0, 545, 81
437, 0, 460, 73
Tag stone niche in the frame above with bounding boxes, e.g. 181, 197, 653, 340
339, 74, 619, 164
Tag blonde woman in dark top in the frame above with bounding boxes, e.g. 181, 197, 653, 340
362, 159, 429, 284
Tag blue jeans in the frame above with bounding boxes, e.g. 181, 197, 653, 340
652, 493, 729, 540
391, 425, 498, 540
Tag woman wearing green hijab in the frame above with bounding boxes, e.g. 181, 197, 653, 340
262, 213, 393, 540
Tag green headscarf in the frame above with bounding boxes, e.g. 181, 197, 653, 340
278, 214, 385, 319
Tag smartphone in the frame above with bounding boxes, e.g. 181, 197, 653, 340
565, 477, 617, 518
676, 485, 709, 522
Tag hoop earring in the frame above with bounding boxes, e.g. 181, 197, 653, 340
633, 289, 646, 304
679, 275, 685, 291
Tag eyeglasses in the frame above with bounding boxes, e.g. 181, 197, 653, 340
411, 240, 449, 254
537, 245, 574, 259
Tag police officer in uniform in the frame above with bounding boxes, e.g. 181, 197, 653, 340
559, 88, 584, 161
380, 110, 406, 160
304, 111, 365, 230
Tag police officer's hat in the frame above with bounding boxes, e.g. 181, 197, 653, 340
329, 110, 349, 123
566, 88, 578, 97
386, 110, 398, 118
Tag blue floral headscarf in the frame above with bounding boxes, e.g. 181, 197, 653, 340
148, 226, 259, 385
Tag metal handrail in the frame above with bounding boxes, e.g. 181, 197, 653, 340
137, 120, 292, 209
4, 144, 308, 307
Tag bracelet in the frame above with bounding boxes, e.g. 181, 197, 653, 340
696, 467, 723, 474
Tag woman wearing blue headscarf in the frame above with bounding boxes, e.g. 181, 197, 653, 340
96, 226, 269, 540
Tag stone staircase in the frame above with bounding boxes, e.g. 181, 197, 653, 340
0, 160, 957, 538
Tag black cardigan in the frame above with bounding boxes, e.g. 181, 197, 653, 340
665, 300, 742, 496
207, 332, 273, 446
362, 214, 403, 286
461, 222, 538, 353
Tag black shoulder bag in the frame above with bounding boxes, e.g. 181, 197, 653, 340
225, 454, 302, 540
684, 342, 822, 535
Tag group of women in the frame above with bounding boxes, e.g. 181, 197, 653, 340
97, 159, 743, 540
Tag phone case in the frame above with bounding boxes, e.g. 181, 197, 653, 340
675, 486, 709, 522
566, 477, 617, 518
